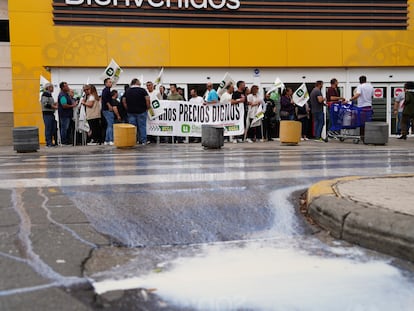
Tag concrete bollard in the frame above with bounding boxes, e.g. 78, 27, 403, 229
279, 121, 302, 144
364, 122, 388, 145
13, 126, 39, 153
113, 123, 137, 148
201, 125, 224, 149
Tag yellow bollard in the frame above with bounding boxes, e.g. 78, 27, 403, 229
279, 121, 302, 144
113, 124, 137, 148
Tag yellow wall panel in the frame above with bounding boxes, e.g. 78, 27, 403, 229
8, 0, 51, 13
12, 79, 44, 114
229, 30, 287, 67
343, 31, 403, 67
169, 29, 229, 67
8, 12, 47, 46
11, 47, 42, 80
286, 31, 343, 67
107, 28, 171, 67
42, 26, 108, 67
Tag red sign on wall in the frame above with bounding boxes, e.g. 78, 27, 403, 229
394, 88, 403, 98
374, 88, 384, 98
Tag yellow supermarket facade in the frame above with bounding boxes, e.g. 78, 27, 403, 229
7, 0, 414, 142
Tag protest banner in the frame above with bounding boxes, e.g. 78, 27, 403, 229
147, 101, 245, 137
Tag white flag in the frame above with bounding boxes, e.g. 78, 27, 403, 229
293, 83, 309, 107
266, 77, 285, 95
250, 104, 264, 128
154, 67, 164, 85
217, 72, 235, 97
100, 59, 122, 85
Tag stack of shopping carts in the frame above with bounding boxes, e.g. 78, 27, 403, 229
328, 102, 373, 144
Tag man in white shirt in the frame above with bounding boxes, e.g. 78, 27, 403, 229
220, 84, 234, 105
189, 88, 204, 143
189, 88, 204, 105
146, 81, 162, 102
349, 75, 374, 141
350, 75, 374, 108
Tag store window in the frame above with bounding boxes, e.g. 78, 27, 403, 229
0, 20, 9, 42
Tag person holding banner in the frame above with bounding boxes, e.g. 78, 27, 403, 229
101, 78, 115, 146
189, 88, 204, 143
280, 88, 295, 120
159, 85, 168, 100
245, 85, 264, 142
40, 83, 58, 147
231, 81, 247, 143
146, 81, 162, 101
204, 82, 219, 104
263, 93, 277, 141
167, 83, 184, 101
125, 78, 150, 145
167, 83, 185, 143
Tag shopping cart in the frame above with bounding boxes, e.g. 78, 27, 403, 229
328, 102, 373, 144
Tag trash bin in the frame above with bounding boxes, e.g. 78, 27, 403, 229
202, 125, 224, 149
279, 121, 302, 144
113, 123, 137, 148
364, 122, 388, 145
13, 126, 39, 153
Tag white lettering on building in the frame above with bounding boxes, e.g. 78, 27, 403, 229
64, 0, 241, 10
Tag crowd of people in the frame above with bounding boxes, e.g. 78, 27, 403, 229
40, 75, 414, 147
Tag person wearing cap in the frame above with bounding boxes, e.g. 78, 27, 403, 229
40, 83, 58, 147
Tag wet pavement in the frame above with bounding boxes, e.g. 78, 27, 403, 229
1, 138, 414, 310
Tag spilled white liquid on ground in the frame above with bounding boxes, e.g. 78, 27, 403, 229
93, 186, 414, 310
94, 241, 414, 311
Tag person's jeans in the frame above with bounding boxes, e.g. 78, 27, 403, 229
60, 117, 71, 144
102, 110, 114, 142
43, 113, 56, 146
128, 112, 147, 144
313, 111, 324, 139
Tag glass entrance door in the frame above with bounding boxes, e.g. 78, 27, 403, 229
350, 83, 404, 136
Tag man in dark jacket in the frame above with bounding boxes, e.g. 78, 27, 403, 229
399, 81, 414, 140
58, 81, 76, 145
125, 78, 150, 144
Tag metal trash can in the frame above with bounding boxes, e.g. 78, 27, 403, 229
201, 125, 224, 149
364, 122, 388, 145
13, 126, 39, 153
113, 123, 137, 148
279, 121, 302, 144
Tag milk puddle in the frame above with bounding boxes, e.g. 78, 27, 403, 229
92, 186, 414, 311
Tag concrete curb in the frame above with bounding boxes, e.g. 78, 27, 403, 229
307, 175, 414, 263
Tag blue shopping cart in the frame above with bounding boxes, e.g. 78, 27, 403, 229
328, 102, 373, 144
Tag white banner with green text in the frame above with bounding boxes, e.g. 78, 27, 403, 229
147, 100, 245, 137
